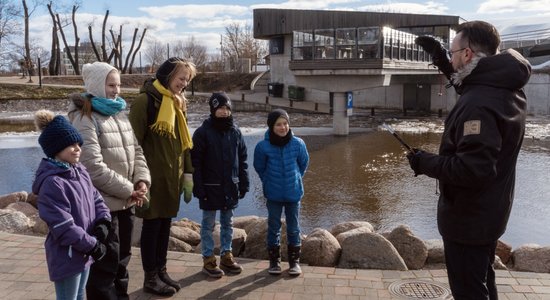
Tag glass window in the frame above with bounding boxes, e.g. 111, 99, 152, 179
292, 30, 314, 60
314, 29, 335, 59
358, 27, 380, 59
335, 28, 356, 59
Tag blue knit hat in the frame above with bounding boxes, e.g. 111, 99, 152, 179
35, 110, 83, 158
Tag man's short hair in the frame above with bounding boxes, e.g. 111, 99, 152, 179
456, 21, 500, 56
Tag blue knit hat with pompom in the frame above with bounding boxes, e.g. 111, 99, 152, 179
35, 110, 83, 158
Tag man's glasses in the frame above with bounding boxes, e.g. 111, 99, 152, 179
447, 47, 466, 58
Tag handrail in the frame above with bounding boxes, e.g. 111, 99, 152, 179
250, 70, 270, 91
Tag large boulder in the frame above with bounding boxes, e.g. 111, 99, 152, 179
425, 239, 445, 264
168, 237, 193, 252
512, 244, 550, 273
330, 221, 374, 237
27, 193, 38, 208
496, 240, 513, 264
337, 231, 407, 270
386, 225, 428, 270
0, 191, 28, 209
170, 224, 201, 246
7, 201, 38, 218
335, 226, 373, 245
172, 218, 201, 233
0, 209, 32, 234
30, 215, 49, 235
195, 225, 247, 256
233, 215, 262, 231
301, 228, 341, 267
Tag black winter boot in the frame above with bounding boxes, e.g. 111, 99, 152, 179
158, 266, 181, 291
288, 245, 302, 276
268, 246, 282, 275
143, 270, 176, 296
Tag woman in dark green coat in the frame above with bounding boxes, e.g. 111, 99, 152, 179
129, 57, 196, 296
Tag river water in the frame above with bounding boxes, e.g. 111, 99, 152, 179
1, 120, 549, 248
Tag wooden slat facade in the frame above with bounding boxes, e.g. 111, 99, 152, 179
254, 9, 461, 39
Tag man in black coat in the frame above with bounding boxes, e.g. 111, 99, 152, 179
409, 21, 531, 299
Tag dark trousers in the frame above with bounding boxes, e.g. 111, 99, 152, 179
444, 239, 498, 300
140, 217, 171, 272
86, 207, 135, 300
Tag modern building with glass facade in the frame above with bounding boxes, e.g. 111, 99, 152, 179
253, 9, 464, 134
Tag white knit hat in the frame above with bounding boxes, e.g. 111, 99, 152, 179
82, 62, 117, 98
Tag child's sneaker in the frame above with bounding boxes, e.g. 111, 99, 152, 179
220, 251, 243, 274
202, 256, 224, 278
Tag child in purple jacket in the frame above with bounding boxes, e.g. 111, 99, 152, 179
32, 110, 111, 300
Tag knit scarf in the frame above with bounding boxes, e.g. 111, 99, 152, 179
269, 129, 292, 147
46, 157, 70, 169
151, 79, 193, 151
90, 95, 127, 116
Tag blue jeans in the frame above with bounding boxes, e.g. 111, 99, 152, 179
54, 267, 90, 300
201, 209, 234, 257
266, 200, 301, 248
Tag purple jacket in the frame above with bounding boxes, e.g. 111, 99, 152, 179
32, 159, 111, 282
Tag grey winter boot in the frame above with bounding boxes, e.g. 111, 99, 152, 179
158, 265, 181, 291
268, 246, 282, 275
288, 245, 302, 276
143, 270, 177, 296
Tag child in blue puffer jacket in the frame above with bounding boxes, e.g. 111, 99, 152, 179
253, 109, 309, 276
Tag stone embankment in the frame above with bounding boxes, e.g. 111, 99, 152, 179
1, 191, 549, 273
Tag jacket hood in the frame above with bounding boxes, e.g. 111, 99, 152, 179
463, 49, 531, 91
67, 93, 89, 115
32, 159, 82, 194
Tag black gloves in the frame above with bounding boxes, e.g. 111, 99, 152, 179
415, 36, 454, 80
87, 240, 107, 262
92, 219, 111, 243
406, 149, 424, 177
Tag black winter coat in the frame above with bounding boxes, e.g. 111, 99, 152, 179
414, 49, 531, 245
191, 117, 249, 210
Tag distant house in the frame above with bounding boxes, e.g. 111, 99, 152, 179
62, 42, 99, 75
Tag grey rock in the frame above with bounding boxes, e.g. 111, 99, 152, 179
0, 209, 32, 234
168, 237, 193, 252
302, 228, 341, 267
337, 231, 407, 270
170, 224, 201, 246
386, 225, 428, 270
513, 244, 550, 273
0, 191, 28, 209
425, 239, 445, 264
330, 221, 374, 237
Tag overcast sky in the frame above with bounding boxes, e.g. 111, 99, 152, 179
27, 0, 550, 58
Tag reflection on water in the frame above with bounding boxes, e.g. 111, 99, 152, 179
1, 131, 549, 248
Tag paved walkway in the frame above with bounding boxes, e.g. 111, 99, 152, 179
2, 231, 550, 300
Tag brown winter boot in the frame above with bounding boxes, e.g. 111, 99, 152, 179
202, 255, 225, 278
220, 251, 243, 274
267, 246, 282, 275
288, 245, 302, 276
143, 270, 176, 296
158, 265, 181, 291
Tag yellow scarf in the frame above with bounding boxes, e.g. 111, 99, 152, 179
151, 80, 193, 151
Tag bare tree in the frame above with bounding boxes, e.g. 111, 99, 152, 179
55, 4, 80, 74
22, 0, 39, 79
0, 0, 20, 71
143, 37, 166, 73
0, 0, 19, 47
173, 36, 207, 72
46, 1, 63, 75
222, 22, 267, 72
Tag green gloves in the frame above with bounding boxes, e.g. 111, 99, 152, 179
183, 173, 193, 203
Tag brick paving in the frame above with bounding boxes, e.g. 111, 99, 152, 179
2, 231, 550, 299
